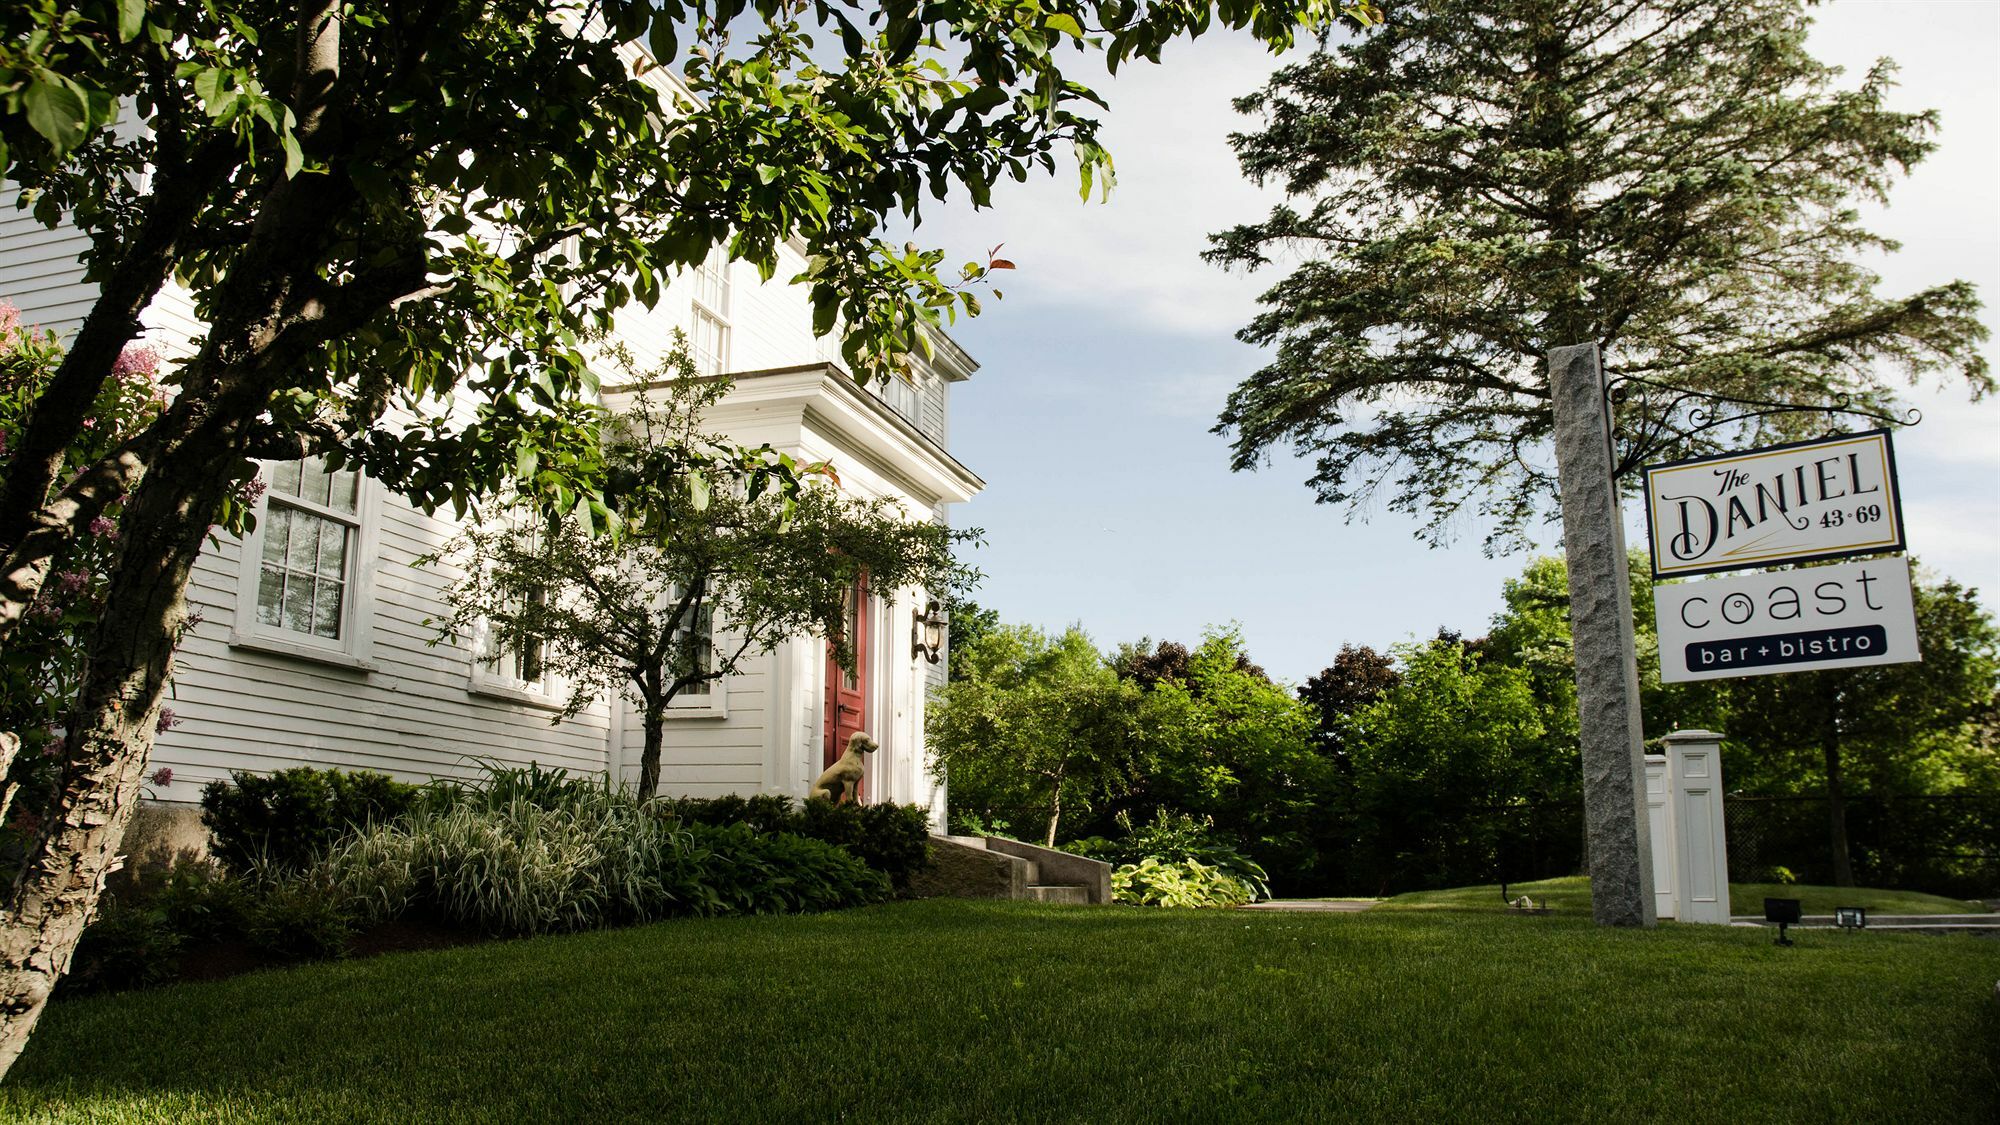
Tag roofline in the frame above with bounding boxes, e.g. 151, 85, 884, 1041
606, 362, 985, 497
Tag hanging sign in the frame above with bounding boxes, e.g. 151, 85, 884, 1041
1655, 557, 1921, 683
1642, 430, 1904, 579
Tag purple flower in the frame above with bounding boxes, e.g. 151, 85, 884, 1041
149, 767, 174, 787
112, 345, 160, 382
237, 478, 268, 506
40, 736, 63, 758
183, 608, 206, 631
89, 515, 117, 539
155, 708, 179, 734
53, 570, 89, 596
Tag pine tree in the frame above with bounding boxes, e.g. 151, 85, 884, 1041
1206, 0, 1989, 551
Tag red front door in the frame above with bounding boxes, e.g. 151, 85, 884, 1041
824, 571, 870, 799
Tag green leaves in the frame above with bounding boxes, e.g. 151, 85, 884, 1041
23, 72, 93, 155
116, 0, 145, 42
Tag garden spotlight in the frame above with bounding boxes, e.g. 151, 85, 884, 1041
1764, 897, 1802, 946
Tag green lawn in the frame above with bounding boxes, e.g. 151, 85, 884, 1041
6, 899, 1996, 1123
1380, 875, 1990, 917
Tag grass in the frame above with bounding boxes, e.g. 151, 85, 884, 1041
1379, 875, 1990, 917
6, 899, 1996, 1123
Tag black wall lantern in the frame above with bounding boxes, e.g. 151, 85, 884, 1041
911, 599, 947, 663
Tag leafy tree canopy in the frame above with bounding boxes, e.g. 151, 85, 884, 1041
1125, 626, 1324, 884
927, 623, 1147, 845
1298, 642, 1398, 757
1207, 0, 1989, 551
1337, 637, 1547, 888
1112, 633, 1269, 694
0, 0, 1386, 1074
1723, 571, 1999, 797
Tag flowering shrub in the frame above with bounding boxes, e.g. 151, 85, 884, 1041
0, 302, 173, 863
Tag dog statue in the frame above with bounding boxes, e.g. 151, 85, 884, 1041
810, 731, 877, 804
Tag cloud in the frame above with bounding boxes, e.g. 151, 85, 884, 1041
911, 34, 1314, 339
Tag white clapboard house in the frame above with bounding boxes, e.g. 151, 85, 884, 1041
1, 191, 983, 824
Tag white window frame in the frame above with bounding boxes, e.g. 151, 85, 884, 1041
461, 518, 566, 710
688, 247, 731, 377
230, 457, 380, 671
467, 605, 568, 712
664, 590, 728, 719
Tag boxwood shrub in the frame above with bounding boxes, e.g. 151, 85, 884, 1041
200, 767, 419, 874
669, 795, 932, 889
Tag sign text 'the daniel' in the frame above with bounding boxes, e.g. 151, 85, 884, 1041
1642, 431, 1905, 579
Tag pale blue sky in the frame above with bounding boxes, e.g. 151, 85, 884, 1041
919, 0, 2000, 686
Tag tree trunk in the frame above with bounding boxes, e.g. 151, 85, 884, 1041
0, 0, 348, 806
1823, 730, 1855, 888
0, 441, 232, 1078
1044, 772, 1063, 848
637, 701, 667, 802
0, 0, 395, 1078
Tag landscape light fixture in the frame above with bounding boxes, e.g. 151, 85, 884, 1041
1833, 906, 1867, 931
1764, 897, 1803, 946
911, 599, 947, 663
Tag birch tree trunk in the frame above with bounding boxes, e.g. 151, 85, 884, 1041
0, 439, 235, 1077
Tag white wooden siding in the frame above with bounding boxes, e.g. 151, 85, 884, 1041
2, 186, 974, 809
0, 192, 97, 335
918, 378, 947, 444
150, 483, 613, 801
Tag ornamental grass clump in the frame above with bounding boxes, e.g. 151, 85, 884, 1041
317, 786, 696, 936
316, 781, 890, 936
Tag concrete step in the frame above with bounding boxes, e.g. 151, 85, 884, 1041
1026, 884, 1090, 905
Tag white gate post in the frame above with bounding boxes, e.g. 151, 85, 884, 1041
1644, 754, 1676, 920
1662, 729, 1732, 924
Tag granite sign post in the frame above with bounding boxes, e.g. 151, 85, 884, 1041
1549, 343, 1657, 928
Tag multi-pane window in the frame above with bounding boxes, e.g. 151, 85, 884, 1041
689, 247, 731, 376
839, 577, 862, 691
669, 591, 715, 698
692, 248, 729, 315
690, 308, 728, 377
256, 458, 360, 641
478, 585, 548, 689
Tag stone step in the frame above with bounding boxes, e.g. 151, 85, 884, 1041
1026, 884, 1090, 905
